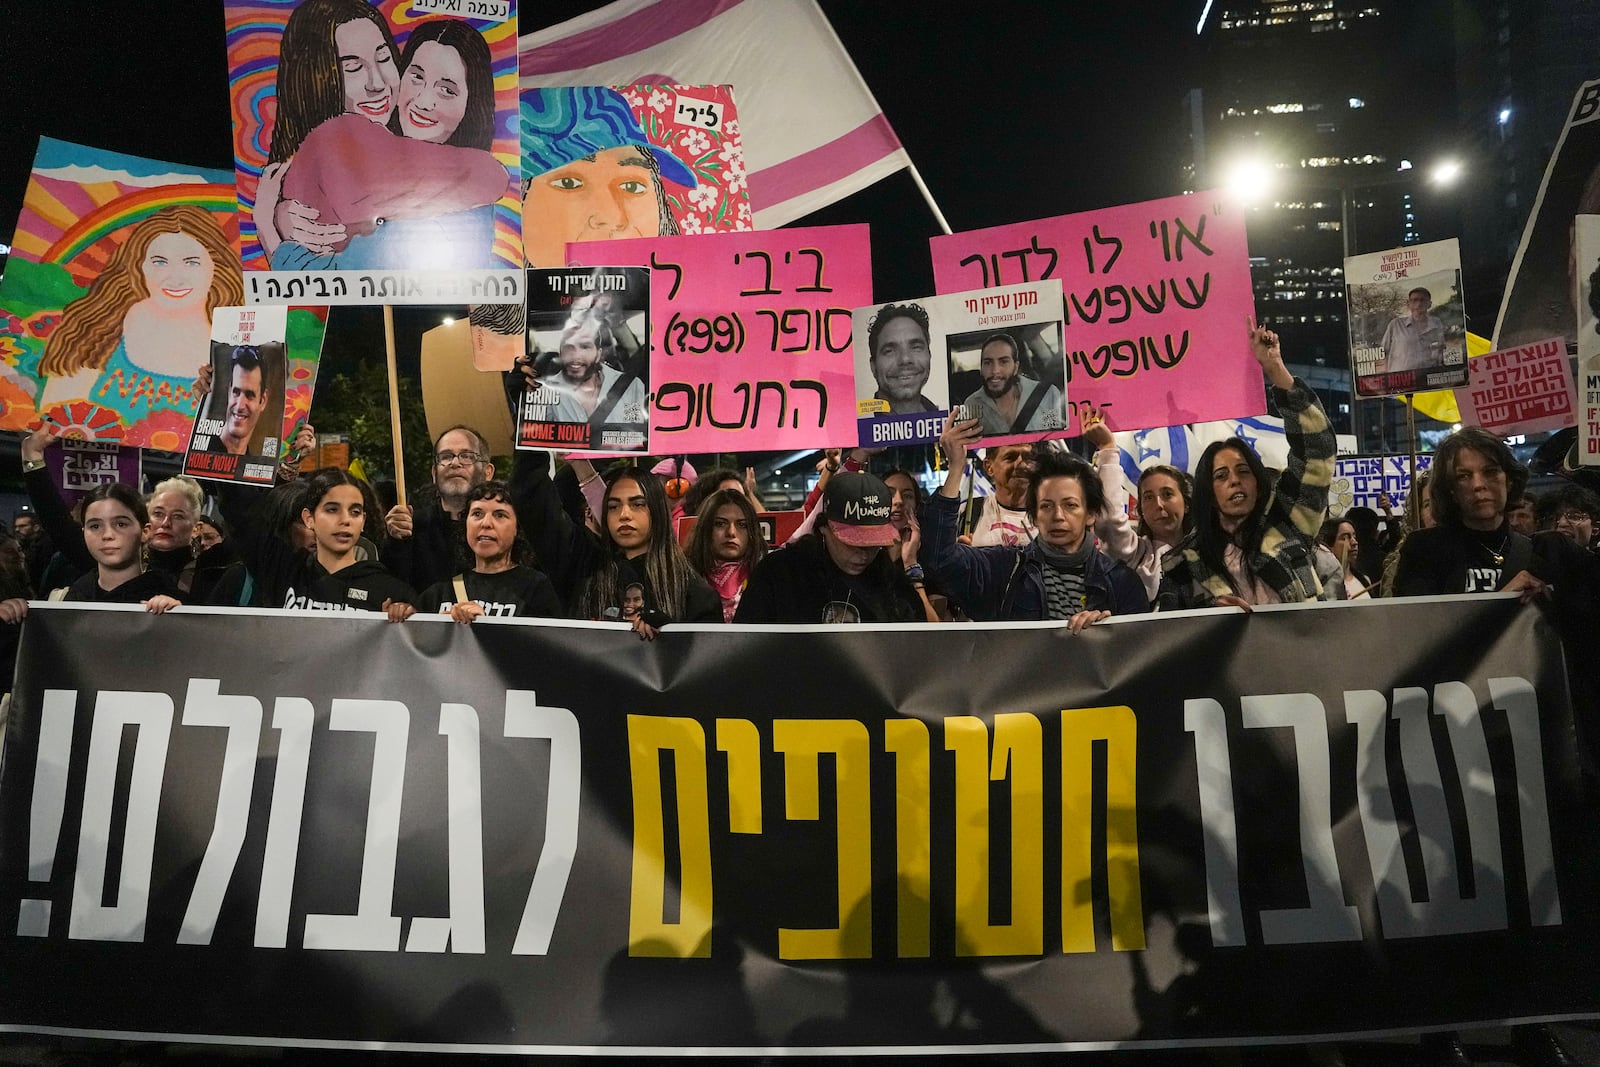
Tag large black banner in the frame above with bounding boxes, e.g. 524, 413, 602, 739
0, 599, 1595, 1054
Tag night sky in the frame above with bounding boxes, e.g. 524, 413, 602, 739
2, 0, 1198, 297
1, 0, 1199, 450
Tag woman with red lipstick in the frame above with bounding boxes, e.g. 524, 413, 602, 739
414, 480, 560, 622
685, 488, 766, 623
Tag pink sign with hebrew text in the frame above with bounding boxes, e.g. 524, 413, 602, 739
930, 190, 1262, 434
569, 224, 870, 451
1454, 336, 1576, 437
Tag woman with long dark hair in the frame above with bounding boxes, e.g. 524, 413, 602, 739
571, 466, 721, 637
1161, 322, 1336, 609
1083, 410, 1194, 605
685, 487, 765, 623
218, 463, 413, 614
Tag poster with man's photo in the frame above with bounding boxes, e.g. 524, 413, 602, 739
225, 0, 521, 302
517, 267, 650, 454
1345, 238, 1467, 398
853, 281, 1065, 448
1496, 79, 1600, 350
1576, 215, 1600, 466
184, 306, 308, 486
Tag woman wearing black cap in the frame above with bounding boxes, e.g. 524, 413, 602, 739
734, 471, 924, 624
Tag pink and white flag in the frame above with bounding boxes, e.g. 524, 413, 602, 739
520, 0, 911, 228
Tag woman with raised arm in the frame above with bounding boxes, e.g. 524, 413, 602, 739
1160, 321, 1337, 609
922, 415, 1146, 628
1082, 409, 1193, 605
685, 487, 766, 623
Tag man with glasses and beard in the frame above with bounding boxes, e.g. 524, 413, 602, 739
383, 424, 496, 592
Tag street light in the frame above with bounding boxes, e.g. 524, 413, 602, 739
1221, 157, 1277, 205
1214, 152, 1466, 451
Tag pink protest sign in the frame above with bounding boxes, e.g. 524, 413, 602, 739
569, 224, 869, 451
930, 191, 1262, 434
1454, 336, 1576, 437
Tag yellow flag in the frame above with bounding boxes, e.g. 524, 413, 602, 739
1404, 332, 1491, 424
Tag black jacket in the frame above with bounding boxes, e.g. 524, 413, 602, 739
734, 535, 924, 624
220, 484, 414, 611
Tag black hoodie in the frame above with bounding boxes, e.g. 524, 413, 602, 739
220, 484, 414, 612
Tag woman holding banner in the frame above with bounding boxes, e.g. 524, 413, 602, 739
413, 480, 561, 621
1160, 321, 1336, 609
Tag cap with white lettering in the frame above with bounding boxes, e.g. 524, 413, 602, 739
823, 472, 898, 547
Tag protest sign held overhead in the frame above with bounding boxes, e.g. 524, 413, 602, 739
521, 85, 752, 270
1496, 79, 1600, 350
1576, 215, 1600, 466
929, 191, 1259, 435
0, 138, 245, 449
481, 84, 752, 377
1345, 238, 1467, 398
1328, 454, 1433, 517
1453, 336, 1575, 438
44, 440, 141, 503
225, 0, 522, 304
570, 224, 870, 452
854, 282, 1067, 448
518, 267, 650, 454
185, 306, 320, 486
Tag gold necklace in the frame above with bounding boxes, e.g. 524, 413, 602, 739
1480, 531, 1508, 567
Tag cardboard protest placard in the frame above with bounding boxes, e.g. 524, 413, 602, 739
184, 306, 320, 486
517, 267, 650, 454
1454, 336, 1575, 438
1497, 80, 1600, 350
569, 224, 870, 452
929, 191, 1260, 434
43, 440, 142, 504
0, 138, 245, 449
225, 0, 522, 305
1345, 238, 1467, 398
853, 282, 1067, 449
1328, 454, 1432, 517
1576, 215, 1600, 466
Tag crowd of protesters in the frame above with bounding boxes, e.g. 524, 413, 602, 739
0, 319, 1588, 707
5, 320, 1598, 648
5, 311, 1598, 1060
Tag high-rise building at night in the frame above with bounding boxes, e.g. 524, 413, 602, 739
1186, 0, 1459, 447
1453, 0, 1600, 311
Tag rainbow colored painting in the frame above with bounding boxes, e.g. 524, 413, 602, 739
226, 0, 521, 274
0, 137, 324, 451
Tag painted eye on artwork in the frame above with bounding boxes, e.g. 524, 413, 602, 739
549, 176, 584, 191
617, 180, 648, 195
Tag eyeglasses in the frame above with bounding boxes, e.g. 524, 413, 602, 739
435, 450, 483, 467
1554, 509, 1593, 523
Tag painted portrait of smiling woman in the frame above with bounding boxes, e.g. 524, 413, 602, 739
38, 204, 244, 436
